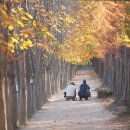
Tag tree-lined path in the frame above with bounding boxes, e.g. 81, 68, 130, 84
1, 1, 130, 130
20, 66, 126, 130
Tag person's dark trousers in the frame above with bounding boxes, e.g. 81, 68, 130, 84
79, 96, 88, 100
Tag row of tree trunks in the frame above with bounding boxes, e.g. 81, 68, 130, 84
0, 0, 77, 130
92, 46, 130, 108
18, 48, 77, 125
0, 47, 77, 130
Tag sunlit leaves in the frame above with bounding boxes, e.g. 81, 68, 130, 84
25, 13, 33, 19
65, 15, 75, 24
20, 39, 33, 50
0, 0, 76, 59
22, 30, 35, 37
57, 1, 127, 64
0, 3, 35, 55
8, 25, 14, 31
60, 5, 66, 10
10, 37, 19, 44
17, 21, 24, 27
38, 43, 50, 52
32, 20, 36, 28
15, 0, 23, 3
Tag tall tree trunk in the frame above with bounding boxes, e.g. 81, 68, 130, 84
0, 55, 8, 130
7, 61, 17, 129
18, 52, 27, 126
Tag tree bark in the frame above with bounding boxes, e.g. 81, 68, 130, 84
7, 61, 17, 129
0, 55, 8, 130
18, 52, 27, 126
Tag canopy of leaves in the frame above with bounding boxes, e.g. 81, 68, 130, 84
0, 0, 75, 58
58, 1, 130, 64
0, 0, 130, 65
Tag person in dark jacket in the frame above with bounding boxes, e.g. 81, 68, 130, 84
78, 80, 90, 100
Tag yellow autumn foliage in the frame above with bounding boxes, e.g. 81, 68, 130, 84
57, 1, 128, 65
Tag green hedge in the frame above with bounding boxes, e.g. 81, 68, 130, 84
97, 87, 113, 98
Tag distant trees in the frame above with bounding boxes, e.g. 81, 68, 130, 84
91, 2, 130, 107
58, 0, 130, 107
92, 46, 130, 107
58, 1, 126, 64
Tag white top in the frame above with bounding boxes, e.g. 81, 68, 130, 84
66, 84, 76, 96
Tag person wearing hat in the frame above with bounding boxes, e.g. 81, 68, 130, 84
78, 80, 90, 100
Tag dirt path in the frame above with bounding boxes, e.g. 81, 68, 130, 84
20, 66, 126, 130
